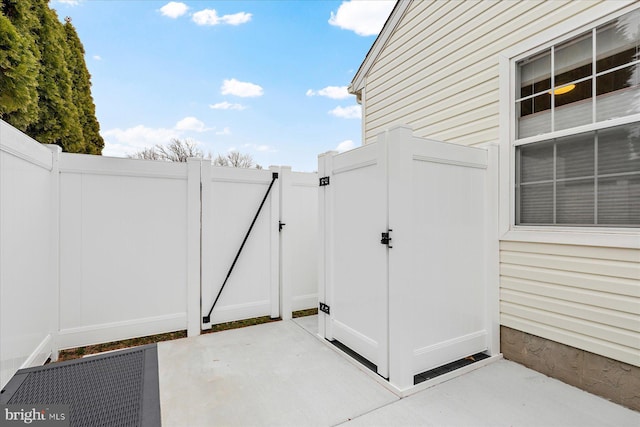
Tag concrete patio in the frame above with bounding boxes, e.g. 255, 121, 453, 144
157, 315, 639, 426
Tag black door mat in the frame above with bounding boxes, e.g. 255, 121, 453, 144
0, 344, 160, 427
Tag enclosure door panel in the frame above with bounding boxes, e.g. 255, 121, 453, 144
409, 147, 488, 374
329, 146, 388, 373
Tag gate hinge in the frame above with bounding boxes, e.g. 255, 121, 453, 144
279, 221, 286, 232
319, 176, 330, 186
319, 302, 330, 315
381, 229, 393, 248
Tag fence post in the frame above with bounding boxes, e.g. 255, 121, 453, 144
318, 151, 338, 339
279, 166, 293, 320
187, 158, 202, 337
485, 143, 501, 356
269, 166, 281, 319
46, 144, 62, 361
386, 125, 415, 389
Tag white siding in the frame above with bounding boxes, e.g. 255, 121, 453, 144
363, 0, 603, 145
500, 241, 640, 367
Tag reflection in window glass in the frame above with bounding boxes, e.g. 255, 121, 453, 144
596, 64, 640, 121
596, 10, 640, 73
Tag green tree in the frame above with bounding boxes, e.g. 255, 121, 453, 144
0, 0, 39, 130
26, 0, 84, 152
64, 17, 103, 154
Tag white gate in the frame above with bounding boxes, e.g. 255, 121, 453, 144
201, 166, 281, 328
319, 126, 499, 391
318, 141, 389, 378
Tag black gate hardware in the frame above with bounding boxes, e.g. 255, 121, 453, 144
381, 229, 393, 248
319, 302, 330, 315
279, 221, 286, 232
203, 172, 279, 324
319, 176, 330, 186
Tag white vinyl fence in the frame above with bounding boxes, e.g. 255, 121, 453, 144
0, 120, 317, 389
0, 122, 59, 388
318, 125, 500, 391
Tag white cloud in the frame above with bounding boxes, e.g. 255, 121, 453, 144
175, 116, 210, 132
54, 0, 81, 6
192, 9, 252, 26
93, 55, 102, 61
222, 12, 252, 25
329, 1, 395, 36
216, 127, 232, 135
336, 140, 356, 152
329, 105, 362, 119
221, 78, 263, 97
102, 118, 213, 157
102, 125, 180, 157
209, 101, 247, 111
243, 143, 274, 152
160, 2, 189, 18
306, 86, 351, 99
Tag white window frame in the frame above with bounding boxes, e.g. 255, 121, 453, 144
499, 1, 640, 249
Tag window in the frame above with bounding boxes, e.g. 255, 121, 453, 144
515, 9, 640, 227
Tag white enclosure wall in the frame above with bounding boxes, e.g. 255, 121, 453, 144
319, 126, 500, 391
57, 154, 192, 349
0, 122, 59, 388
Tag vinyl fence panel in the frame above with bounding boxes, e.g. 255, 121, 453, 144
57, 154, 190, 348
0, 122, 59, 388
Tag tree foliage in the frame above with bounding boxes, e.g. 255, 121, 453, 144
0, 0, 103, 154
64, 18, 104, 154
26, 0, 83, 152
0, 2, 39, 130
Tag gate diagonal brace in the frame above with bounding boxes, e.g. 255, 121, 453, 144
203, 172, 279, 324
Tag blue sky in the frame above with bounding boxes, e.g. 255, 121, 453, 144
49, 0, 395, 171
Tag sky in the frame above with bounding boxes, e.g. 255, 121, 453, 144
48, 0, 396, 172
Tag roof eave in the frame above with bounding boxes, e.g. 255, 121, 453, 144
349, 0, 412, 95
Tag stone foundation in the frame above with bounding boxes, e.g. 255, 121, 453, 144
501, 326, 640, 412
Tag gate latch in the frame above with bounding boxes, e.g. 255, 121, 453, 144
381, 229, 393, 248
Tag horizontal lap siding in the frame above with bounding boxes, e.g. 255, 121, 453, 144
363, 0, 603, 145
500, 241, 640, 366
